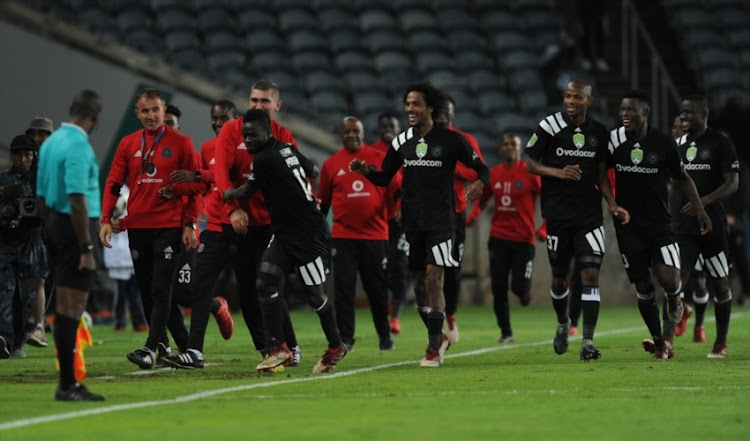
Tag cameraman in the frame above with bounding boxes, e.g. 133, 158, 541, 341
0, 135, 43, 358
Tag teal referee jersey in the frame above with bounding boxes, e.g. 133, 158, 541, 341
37, 122, 101, 217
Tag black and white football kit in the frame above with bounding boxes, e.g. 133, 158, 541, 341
365, 125, 489, 271
673, 129, 739, 277
606, 126, 684, 283
525, 112, 609, 277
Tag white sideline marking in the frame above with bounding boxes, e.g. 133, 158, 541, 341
1, 312, 746, 431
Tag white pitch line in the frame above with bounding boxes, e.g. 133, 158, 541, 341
1, 311, 746, 431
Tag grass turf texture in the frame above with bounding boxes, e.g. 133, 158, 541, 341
1, 305, 748, 440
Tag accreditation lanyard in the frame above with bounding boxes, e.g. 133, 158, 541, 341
140, 126, 166, 174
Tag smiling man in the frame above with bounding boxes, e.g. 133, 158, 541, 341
602, 90, 710, 361
524, 80, 611, 361
349, 82, 489, 368
318, 116, 400, 352
671, 95, 739, 358
99, 88, 200, 370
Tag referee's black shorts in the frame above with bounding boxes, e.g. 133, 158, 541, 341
45, 212, 95, 292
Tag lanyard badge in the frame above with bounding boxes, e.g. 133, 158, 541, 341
140, 127, 166, 174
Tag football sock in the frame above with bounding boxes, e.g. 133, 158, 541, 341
281, 300, 298, 348
54, 314, 79, 390
418, 306, 430, 328
550, 287, 569, 324
315, 298, 341, 349
261, 294, 285, 348
581, 286, 600, 340
714, 291, 732, 344
637, 291, 662, 339
426, 308, 446, 350
693, 289, 709, 328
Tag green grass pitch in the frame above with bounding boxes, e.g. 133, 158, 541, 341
1, 305, 748, 440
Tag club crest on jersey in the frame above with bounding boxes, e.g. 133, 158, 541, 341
514, 180, 523, 190
161, 147, 172, 158
631, 143, 643, 165
415, 141, 428, 158
431, 146, 442, 157
572, 133, 585, 149
686, 142, 698, 162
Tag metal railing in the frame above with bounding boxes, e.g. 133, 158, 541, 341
620, 0, 682, 129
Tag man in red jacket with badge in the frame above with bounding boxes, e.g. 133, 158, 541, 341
99, 88, 200, 369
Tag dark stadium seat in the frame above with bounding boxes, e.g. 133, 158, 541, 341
518, 90, 549, 114
703, 68, 743, 92
164, 31, 201, 52
279, 8, 319, 33
454, 50, 495, 72
156, 9, 194, 34
196, 9, 234, 33
472, 0, 514, 13
343, 70, 383, 92
493, 113, 538, 137
477, 91, 516, 114
481, 10, 521, 33
245, 30, 285, 53
727, 29, 750, 50
502, 51, 539, 72
408, 30, 446, 53
292, 51, 332, 73
288, 30, 328, 53
415, 50, 454, 73
490, 31, 532, 54
467, 69, 508, 93
520, 10, 559, 32
366, 30, 408, 54
310, 90, 349, 114
446, 30, 487, 53
399, 10, 439, 33
148, 0, 187, 14
303, 71, 342, 93
237, 9, 276, 29
206, 51, 246, 72
117, 9, 154, 34
335, 50, 374, 73
317, 9, 359, 33
716, 7, 750, 29
436, 8, 477, 32
360, 9, 398, 33
354, 92, 393, 115
328, 30, 367, 54
252, 52, 292, 73
683, 29, 725, 51
204, 31, 239, 53
429, 66, 466, 90
374, 51, 413, 72
507, 68, 544, 92
694, 48, 736, 70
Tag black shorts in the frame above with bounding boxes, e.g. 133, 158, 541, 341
262, 231, 331, 286
405, 229, 457, 272
615, 222, 679, 284
488, 237, 535, 296
545, 218, 605, 278
677, 225, 730, 279
45, 212, 95, 292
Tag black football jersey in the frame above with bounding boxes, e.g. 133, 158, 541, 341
247, 139, 327, 240
673, 128, 739, 234
606, 126, 683, 226
366, 125, 489, 232
525, 112, 608, 223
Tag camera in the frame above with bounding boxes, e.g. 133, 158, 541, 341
0, 183, 38, 229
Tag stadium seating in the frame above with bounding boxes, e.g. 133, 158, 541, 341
37, 0, 606, 155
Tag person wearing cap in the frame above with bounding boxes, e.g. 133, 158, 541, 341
0, 134, 44, 360
37, 90, 104, 401
24, 117, 54, 349
25, 117, 54, 147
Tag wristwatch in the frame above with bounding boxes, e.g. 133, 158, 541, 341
194, 170, 202, 182
185, 221, 196, 230
80, 243, 94, 254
